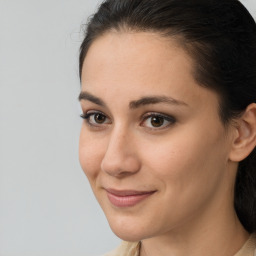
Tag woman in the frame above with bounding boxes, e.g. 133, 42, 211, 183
78, 0, 256, 255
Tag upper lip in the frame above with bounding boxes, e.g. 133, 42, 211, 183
105, 188, 156, 197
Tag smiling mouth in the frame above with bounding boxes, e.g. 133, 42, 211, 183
105, 188, 156, 207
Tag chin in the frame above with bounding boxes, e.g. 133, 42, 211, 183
105, 214, 153, 242
111, 225, 146, 242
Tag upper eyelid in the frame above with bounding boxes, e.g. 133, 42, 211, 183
141, 112, 176, 120
86, 111, 110, 120
82, 108, 112, 118
142, 112, 172, 117
86, 109, 106, 115
82, 109, 111, 119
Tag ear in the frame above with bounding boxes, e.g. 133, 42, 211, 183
229, 103, 256, 162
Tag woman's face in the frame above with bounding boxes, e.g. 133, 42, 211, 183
79, 32, 236, 241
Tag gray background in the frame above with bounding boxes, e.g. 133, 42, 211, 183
0, 1, 255, 256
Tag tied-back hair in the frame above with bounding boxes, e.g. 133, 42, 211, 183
79, 0, 256, 232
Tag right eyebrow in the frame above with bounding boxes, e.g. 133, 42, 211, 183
78, 91, 106, 107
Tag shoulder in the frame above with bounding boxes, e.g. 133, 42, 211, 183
234, 233, 256, 256
103, 241, 140, 256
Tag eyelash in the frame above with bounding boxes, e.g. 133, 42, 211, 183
80, 111, 111, 127
141, 112, 176, 130
80, 111, 176, 130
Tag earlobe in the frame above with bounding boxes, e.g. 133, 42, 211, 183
229, 103, 256, 162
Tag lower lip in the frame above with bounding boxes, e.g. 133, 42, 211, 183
106, 191, 155, 208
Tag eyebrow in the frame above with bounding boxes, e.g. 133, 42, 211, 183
129, 96, 188, 109
78, 91, 106, 107
78, 91, 188, 109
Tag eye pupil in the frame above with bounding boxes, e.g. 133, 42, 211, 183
94, 113, 106, 123
151, 116, 164, 127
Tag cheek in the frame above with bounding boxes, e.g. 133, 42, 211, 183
79, 127, 105, 180
140, 124, 228, 191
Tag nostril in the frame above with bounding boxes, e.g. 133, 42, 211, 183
104, 168, 132, 178
101, 155, 141, 177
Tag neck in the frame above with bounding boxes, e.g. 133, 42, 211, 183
140, 206, 249, 256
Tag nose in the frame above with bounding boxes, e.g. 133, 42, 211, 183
101, 126, 141, 178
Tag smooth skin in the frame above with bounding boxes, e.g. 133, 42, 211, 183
79, 32, 256, 256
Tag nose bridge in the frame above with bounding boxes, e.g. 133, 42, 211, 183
101, 124, 140, 177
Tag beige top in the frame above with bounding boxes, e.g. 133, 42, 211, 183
104, 233, 256, 256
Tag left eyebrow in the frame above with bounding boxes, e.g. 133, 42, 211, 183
129, 96, 188, 109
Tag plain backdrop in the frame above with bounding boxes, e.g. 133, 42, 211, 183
0, 1, 255, 256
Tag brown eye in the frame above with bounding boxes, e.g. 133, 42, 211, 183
94, 113, 106, 124
141, 113, 176, 129
81, 111, 111, 126
151, 116, 164, 127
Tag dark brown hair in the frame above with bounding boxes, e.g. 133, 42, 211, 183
79, 0, 256, 232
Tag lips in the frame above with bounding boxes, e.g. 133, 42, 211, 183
105, 188, 156, 207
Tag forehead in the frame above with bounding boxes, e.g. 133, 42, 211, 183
81, 31, 219, 113
82, 32, 193, 87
